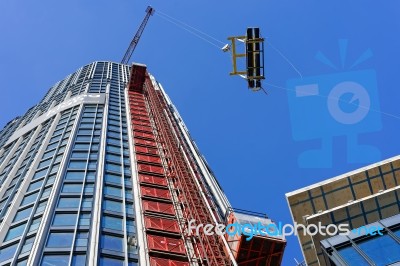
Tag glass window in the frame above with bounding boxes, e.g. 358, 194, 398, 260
72, 255, 86, 265
105, 163, 121, 173
107, 138, 120, 146
42, 149, 56, 159
76, 136, 91, 142
125, 188, 133, 200
124, 167, 131, 176
47, 232, 73, 247
13, 207, 33, 222
86, 171, 96, 181
108, 132, 121, 139
394, 228, 400, 239
17, 259, 28, 266
46, 142, 58, 151
84, 183, 94, 194
46, 174, 56, 186
50, 163, 60, 174
69, 161, 87, 169
104, 199, 122, 213
358, 234, 400, 265
28, 217, 42, 232
107, 145, 121, 154
74, 144, 91, 151
81, 118, 94, 123
103, 216, 123, 231
41, 186, 52, 199
100, 257, 124, 266
79, 213, 91, 226
21, 192, 39, 206
54, 154, 63, 163
0, 242, 18, 262
80, 123, 94, 129
106, 153, 121, 163
126, 203, 134, 216
127, 220, 136, 234
101, 234, 124, 252
105, 173, 122, 184
58, 198, 80, 208
58, 146, 66, 154
41, 255, 69, 266
53, 213, 77, 226
77, 129, 92, 135
65, 171, 85, 181
88, 161, 97, 170
35, 201, 47, 214
62, 184, 82, 193
338, 245, 369, 265
71, 151, 89, 159
75, 232, 88, 247
105, 186, 122, 198
28, 179, 43, 192
33, 168, 48, 180
5, 223, 26, 241
38, 158, 52, 169
49, 135, 61, 143
20, 236, 35, 254
82, 198, 92, 208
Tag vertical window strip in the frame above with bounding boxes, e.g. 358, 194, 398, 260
0, 131, 35, 187
38, 104, 103, 264
0, 119, 54, 223
10, 107, 79, 264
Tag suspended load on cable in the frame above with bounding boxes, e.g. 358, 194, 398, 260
224, 27, 265, 92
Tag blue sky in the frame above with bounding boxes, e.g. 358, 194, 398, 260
1, 0, 400, 264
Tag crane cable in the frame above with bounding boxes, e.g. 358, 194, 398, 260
156, 10, 303, 79
155, 12, 223, 50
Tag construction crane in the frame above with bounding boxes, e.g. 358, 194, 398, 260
121, 6, 155, 65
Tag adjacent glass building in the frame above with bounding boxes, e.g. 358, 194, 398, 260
0, 62, 285, 266
286, 156, 400, 266
321, 214, 400, 265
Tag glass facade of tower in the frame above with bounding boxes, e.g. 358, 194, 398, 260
0, 61, 286, 266
0, 62, 138, 265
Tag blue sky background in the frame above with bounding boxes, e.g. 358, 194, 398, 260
1, 0, 400, 264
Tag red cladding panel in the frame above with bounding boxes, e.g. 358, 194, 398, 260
134, 124, 153, 133
150, 258, 189, 266
134, 138, 157, 147
142, 200, 175, 215
141, 186, 170, 200
147, 235, 186, 255
137, 163, 164, 175
135, 145, 158, 155
136, 154, 162, 164
139, 174, 167, 186
134, 131, 154, 140
144, 217, 180, 233
132, 110, 149, 117
132, 115, 150, 122
132, 119, 151, 127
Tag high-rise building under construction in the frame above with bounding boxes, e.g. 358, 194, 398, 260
0, 62, 285, 266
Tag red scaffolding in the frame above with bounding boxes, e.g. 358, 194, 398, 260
127, 64, 232, 265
